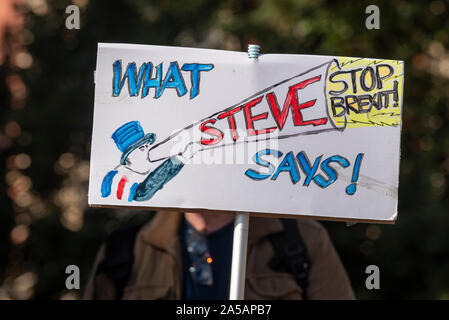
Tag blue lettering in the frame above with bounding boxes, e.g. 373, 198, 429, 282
271, 151, 300, 184
112, 61, 213, 99
314, 155, 350, 188
113, 61, 147, 97
296, 151, 322, 186
245, 149, 282, 180
246, 150, 363, 196
161, 62, 187, 97
142, 63, 162, 98
182, 63, 214, 99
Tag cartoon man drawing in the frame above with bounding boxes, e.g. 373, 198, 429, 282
101, 121, 198, 202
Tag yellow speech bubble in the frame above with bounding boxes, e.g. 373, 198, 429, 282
326, 58, 404, 129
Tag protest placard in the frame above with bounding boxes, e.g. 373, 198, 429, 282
89, 43, 404, 223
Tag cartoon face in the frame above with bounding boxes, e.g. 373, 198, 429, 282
124, 143, 153, 174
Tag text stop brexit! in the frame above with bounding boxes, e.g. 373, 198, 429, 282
328, 63, 400, 117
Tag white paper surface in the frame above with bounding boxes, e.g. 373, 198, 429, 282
88, 43, 404, 222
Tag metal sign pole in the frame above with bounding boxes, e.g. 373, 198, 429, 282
229, 212, 250, 300
228, 44, 260, 300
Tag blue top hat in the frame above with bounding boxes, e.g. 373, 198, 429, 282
111, 121, 156, 165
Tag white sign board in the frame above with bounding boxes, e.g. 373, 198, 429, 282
89, 43, 404, 223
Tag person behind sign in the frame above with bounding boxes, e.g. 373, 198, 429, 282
84, 209, 355, 300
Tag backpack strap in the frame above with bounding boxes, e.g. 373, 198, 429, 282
95, 223, 144, 300
267, 218, 311, 299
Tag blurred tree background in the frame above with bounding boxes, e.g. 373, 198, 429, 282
1, 0, 448, 299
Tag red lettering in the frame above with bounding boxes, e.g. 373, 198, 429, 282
200, 119, 224, 145
244, 96, 276, 136
267, 75, 327, 130
292, 99, 327, 126
266, 92, 288, 130
218, 106, 242, 142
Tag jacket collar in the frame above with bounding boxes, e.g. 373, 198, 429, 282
140, 211, 284, 253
